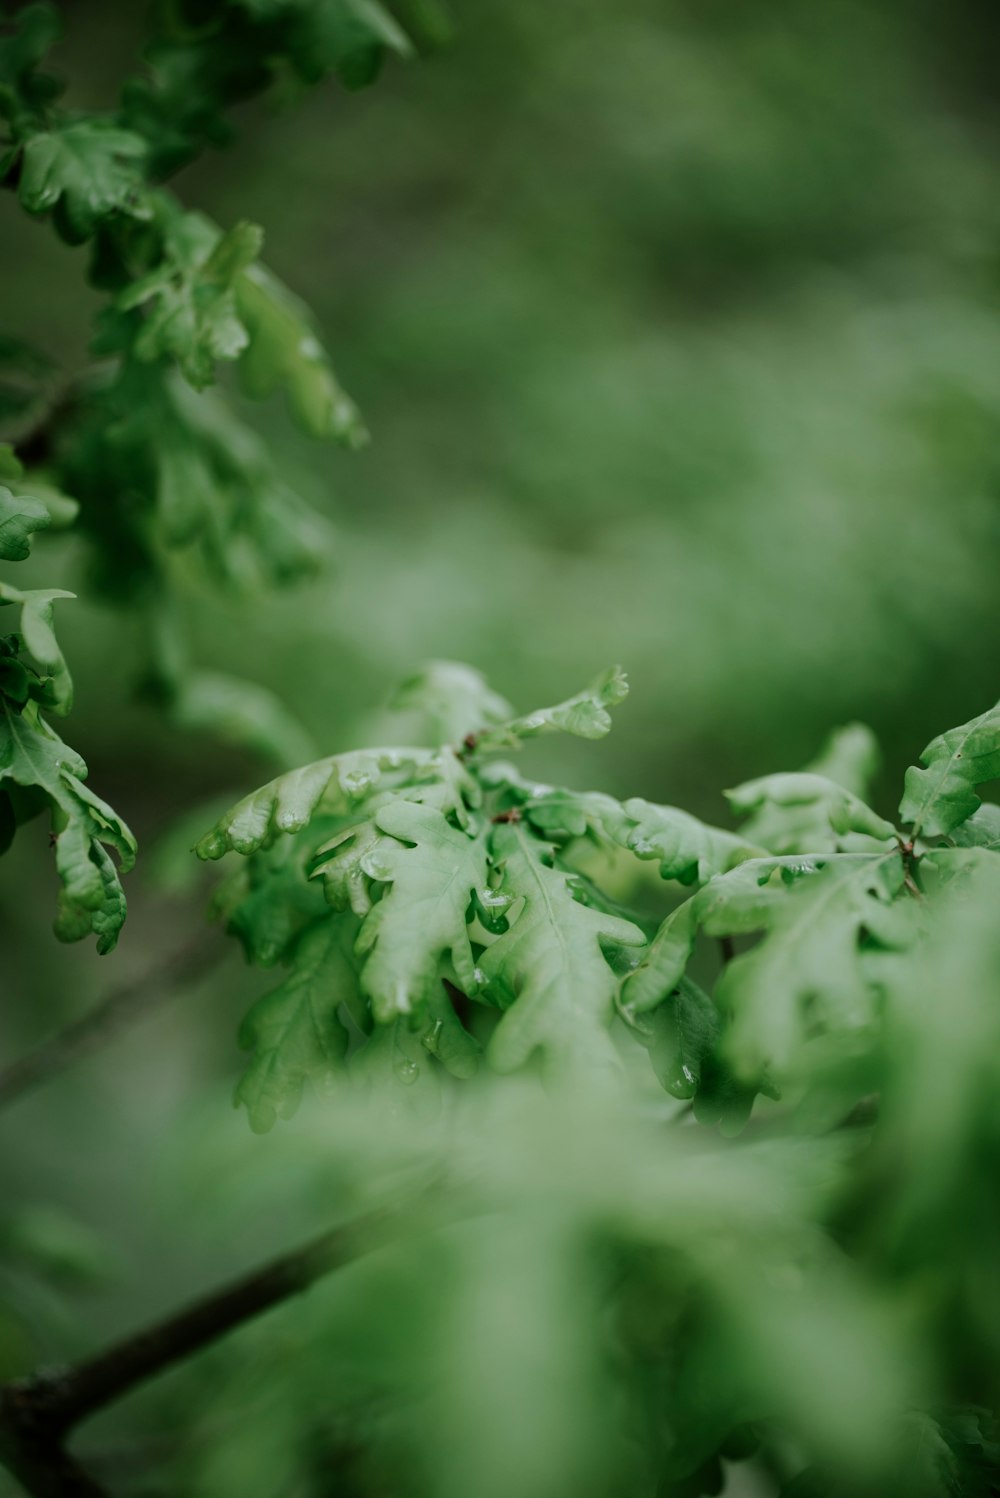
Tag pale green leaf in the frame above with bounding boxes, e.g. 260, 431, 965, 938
473, 666, 628, 752
195, 747, 439, 859
355, 800, 489, 1020
481, 822, 645, 1075
720, 852, 907, 1082
727, 773, 896, 855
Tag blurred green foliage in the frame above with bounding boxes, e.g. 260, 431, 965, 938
3, 1, 1000, 1495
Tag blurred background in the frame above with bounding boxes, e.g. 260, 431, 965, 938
2, 0, 1000, 1491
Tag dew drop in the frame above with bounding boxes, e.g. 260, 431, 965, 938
393, 1058, 420, 1086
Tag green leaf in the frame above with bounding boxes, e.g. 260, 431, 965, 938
727, 773, 896, 855
18, 120, 148, 243
0, 581, 74, 712
512, 779, 759, 886
211, 817, 339, 967
0, 484, 50, 561
620, 857, 791, 1018
634, 975, 720, 1099
624, 852, 908, 1085
120, 211, 263, 390
354, 800, 489, 1021
235, 263, 367, 445
719, 852, 907, 1082
195, 747, 455, 860
0, 698, 135, 951
473, 665, 628, 752
236, 913, 361, 1132
620, 797, 761, 885
731, 724, 882, 855
900, 700, 1000, 837
481, 822, 645, 1075
949, 802, 1000, 852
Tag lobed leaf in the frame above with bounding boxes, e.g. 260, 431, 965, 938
900, 700, 1000, 838
727, 772, 896, 855
120, 211, 263, 391
481, 822, 645, 1076
473, 665, 628, 752
0, 698, 135, 951
195, 747, 440, 859
719, 851, 907, 1082
354, 800, 488, 1021
18, 120, 148, 243
235, 913, 361, 1132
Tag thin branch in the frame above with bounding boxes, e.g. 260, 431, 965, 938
0, 1200, 411, 1497
0, 931, 223, 1113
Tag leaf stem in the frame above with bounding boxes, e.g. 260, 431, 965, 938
0, 1201, 407, 1496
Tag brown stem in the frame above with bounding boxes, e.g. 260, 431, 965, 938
0, 1201, 408, 1496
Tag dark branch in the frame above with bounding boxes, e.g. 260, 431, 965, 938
0, 1201, 408, 1496
0, 932, 223, 1113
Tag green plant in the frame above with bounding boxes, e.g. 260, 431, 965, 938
3, 5, 1000, 1498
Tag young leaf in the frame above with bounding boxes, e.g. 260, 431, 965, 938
17, 120, 148, 243
900, 701, 1000, 838
120, 212, 263, 391
354, 801, 489, 1021
515, 780, 759, 886
635, 975, 720, 1100
0, 698, 135, 951
620, 797, 761, 885
727, 773, 896, 855
0, 485, 50, 561
473, 666, 628, 752
481, 822, 645, 1075
235, 913, 361, 1132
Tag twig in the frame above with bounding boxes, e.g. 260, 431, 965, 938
0, 1201, 409, 1496
0, 931, 223, 1113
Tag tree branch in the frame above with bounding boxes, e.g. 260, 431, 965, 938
0, 932, 223, 1113
0, 1201, 407, 1496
